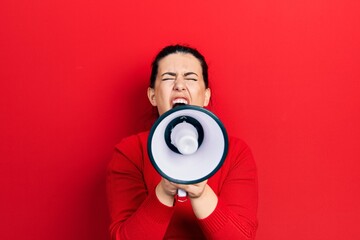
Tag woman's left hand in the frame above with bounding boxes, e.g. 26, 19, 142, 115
172, 180, 218, 219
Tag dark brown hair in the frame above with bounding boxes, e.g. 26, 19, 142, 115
149, 44, 209, 88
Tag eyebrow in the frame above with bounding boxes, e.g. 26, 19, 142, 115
184, 72, 198, 77
161, 72, 177, 77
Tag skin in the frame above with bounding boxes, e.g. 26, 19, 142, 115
147, 53, 217, 219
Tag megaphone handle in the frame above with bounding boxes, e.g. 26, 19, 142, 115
177, 188, 187, 198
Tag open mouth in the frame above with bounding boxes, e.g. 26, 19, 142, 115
172, 98, 188, 108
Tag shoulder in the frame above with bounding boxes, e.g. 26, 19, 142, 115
114, 131, 150, 158
225, 135, 256, 167
227, 135, 252, 154
115, 131, 149, 149
109, 131, 150, 170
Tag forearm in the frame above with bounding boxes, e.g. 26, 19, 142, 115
155, 179, 176, 207
198, 199, 257, 240
189, 184, 256, 240
195, 138, 258, 239
110, 190, 174, 240
190, 184, 218, 219
107, 146, 175, 240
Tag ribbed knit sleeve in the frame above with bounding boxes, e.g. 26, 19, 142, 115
107, 134, 174, 240
198, 200, 257, 240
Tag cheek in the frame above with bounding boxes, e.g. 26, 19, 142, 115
155, 87, 171, 103
157, 87, 167, 97
191, 86, 207, 97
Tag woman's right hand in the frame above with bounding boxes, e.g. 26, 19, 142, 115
155, 178, 177, 207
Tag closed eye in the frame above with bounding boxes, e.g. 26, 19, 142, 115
184, 72, 198, 81
161, 72, 176, 81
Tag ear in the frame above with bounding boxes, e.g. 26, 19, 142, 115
147, 87, 157, 106
203, 88, 211, 107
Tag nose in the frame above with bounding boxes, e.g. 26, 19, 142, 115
173, 77, 186, 91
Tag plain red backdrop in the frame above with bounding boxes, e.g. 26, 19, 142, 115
1, 0, 359, 239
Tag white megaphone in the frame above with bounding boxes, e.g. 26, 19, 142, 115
147, 105, 228, 198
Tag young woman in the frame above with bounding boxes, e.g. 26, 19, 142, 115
107, 45, 258, 239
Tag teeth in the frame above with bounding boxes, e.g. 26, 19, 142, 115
172, 98, 188, 105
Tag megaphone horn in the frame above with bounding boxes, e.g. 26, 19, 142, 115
147, 105, 229, 186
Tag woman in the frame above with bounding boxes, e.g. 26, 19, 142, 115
107, 44, 258, 239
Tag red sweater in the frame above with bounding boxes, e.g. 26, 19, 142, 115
107, 131, 258, 239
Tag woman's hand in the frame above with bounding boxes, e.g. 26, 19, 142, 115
155, 178, 177, 207
171, 180, 208, 199
156, 178, 218, 219
155, 178, 208, 206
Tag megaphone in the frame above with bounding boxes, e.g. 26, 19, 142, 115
147, 105, 228, 197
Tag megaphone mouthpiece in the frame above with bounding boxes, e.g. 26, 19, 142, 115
164, 115, 204, 155
170, 121, 199, 155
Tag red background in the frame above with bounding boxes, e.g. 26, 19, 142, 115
1, 0, 359, 239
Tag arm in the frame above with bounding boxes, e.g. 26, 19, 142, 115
169, 138, 258, 239
106, 137, 175, 240
197, 139, 258, 240
171, 180, 218, 219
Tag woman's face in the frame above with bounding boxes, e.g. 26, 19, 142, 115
148, 53, 211, 116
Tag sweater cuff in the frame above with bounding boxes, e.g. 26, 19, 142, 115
198, 199, 229, 234
140, 189, 175, 224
